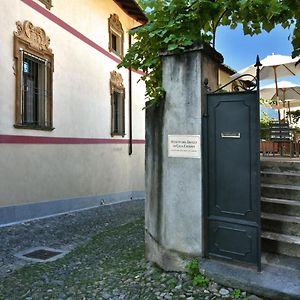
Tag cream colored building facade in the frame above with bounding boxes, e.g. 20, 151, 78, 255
218, 64, 236, 92
0, 0, 147, 225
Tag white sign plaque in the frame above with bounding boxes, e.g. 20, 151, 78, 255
168, 135, 201, 158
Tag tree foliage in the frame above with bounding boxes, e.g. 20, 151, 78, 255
260, 111, 276, 139
287, 109, 300, 124
119, 0, 300, 106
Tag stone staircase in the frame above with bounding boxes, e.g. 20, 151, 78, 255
261, 159, 300, 258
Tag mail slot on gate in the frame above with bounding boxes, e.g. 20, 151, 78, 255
221, 132, 241, 139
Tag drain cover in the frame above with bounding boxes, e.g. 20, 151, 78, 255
23, 249, 62, 260
15, 247, 68, 262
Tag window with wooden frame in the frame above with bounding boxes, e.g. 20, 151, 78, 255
108, 14, 124, 58
110, 71, 125, 137
14, 20, 54, 130
38, 0, 52, 10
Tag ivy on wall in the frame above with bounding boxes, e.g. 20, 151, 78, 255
119, 0, 300, 107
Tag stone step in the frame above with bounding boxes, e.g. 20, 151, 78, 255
262, 212, 300, 236
262, 231, 300, 258
261, 197, 300, 217
261, 171, 300, 185
260, 160, 300, 173
261, 183, 300, 201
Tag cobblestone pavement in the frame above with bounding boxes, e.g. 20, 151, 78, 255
0, 200, 265, 300
0, 200, 144, 278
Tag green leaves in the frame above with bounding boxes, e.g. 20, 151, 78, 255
186, 259, 210, 287
167, 44, 178, 51
119, 0, 300, 107
232, 288, 243, 299
262, 22, 275, 33
192, 274, 209, 287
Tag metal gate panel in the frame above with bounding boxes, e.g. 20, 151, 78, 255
205, 91, 260, 269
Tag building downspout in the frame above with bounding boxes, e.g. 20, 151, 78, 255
128, 33, 133, 155
128, 24, 145, 155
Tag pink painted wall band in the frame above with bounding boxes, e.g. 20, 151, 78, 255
21, 0, 144, 75
0, 135, 145, 145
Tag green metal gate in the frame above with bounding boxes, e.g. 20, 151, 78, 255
203, 65, 261, 270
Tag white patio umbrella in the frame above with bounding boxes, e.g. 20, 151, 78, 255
260, 80, 300, 122
233, 54, 300, 80
232, 54, 300, 121
261, 80, 300, 100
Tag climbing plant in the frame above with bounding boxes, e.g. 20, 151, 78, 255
119, 0, 300, 107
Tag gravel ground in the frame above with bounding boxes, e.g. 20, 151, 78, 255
0, 201, 265, 300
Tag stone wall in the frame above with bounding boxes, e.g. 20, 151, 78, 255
145, 45, 222, 271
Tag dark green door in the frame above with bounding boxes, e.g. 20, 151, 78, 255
205, 91, 261, 269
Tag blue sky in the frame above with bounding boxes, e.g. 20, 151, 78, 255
215, 25, 300, 118
215, 24, 299, 84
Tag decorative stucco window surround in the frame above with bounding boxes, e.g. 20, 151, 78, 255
108, 14, 124, 58
14, 20, 54, 131
110, 71, 125, 137
38, 0, 52, 10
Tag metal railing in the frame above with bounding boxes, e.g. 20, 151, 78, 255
260, 127, 300, 157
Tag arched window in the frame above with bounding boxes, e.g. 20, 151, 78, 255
110, 71, 125, 136
14, 20, 54, 130
108, 14, 124, 58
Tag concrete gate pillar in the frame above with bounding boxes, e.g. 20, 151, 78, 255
145, 44, 223, 271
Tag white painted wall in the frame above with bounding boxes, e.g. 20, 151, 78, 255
0, 144, 145, 206
0, 0, 146, 139
0, 0, 146, 209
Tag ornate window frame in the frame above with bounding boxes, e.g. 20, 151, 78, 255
38, 0, 52, 10
108, 14, 124, 58
110, 71, 125, 137
13, 20, 54, 130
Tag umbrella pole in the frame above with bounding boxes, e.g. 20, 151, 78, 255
273, 66, 281, 123
288, 101, 292, 123
283, 89, 286, 122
